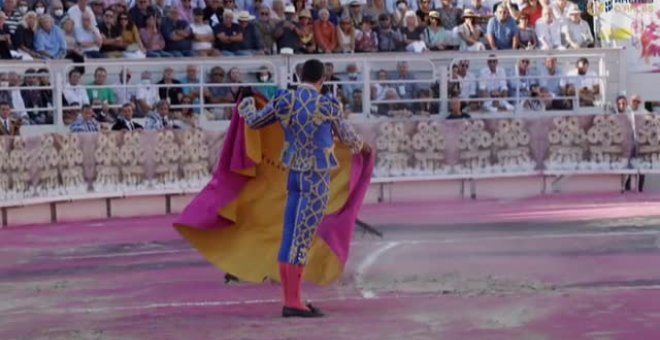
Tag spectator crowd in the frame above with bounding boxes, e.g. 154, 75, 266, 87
0, 0, 595, 60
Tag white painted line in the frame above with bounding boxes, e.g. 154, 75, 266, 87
59, 249, 190, 260
49, 230, 660, 261
354, 242, 400, 299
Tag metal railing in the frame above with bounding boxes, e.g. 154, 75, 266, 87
0, 48, 627, 133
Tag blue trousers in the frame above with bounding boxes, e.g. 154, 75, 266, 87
278, 170, 330, 265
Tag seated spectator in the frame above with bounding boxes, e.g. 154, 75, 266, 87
140, 13, 173, 57
454, 60, 479, 111
437, 0, 462, 31
161, 7, 194, 56
336, 14, 356, 53
392, 0, 409, 28
342, 63, 362, 101
486, 5, 518, 50
50, 1, 67, 26
313, 0, 339, 25
401, 11, 425, 53
181, 64, 201, 101
190, 8, 220, 56
158, 67, 183, 106
0, 101, 20, 136
612, 94, 630, 115
87, 67, 117, 106
7, 72, 27, 123
343, 0, 364, 28
34, 14, 67, 59
63, 69, 90, 106
393, 61, 417, 101
455, 9, 485, 51
313, 8, 337, 53
535, 9, 563, 50
68, 0, 97, 33
75, 12, 104, 58
538, 57, 569, 110
225, 67, 244, 102
255, 6, 277, 54
176, 0, 195, 23
516, 14, 537, 49
562, 9, 593, 49
447, 95, 471, 120
237, 10, 265, 54
214, 10, 249, 56
478, 56, 514, 112
561, 57, 599, 107
321, 62, 342, 96
204, 66, 232, 119
274, 5, 301, 53
99, 8, 126, 58
69, 104, 100, 133
113, 69, 136, 108
423, 11, 451, 51
118, 13, 147, 58
376, 88, 406, 116
630, 95, 650, 114
0, 12, 12, 60
255, 65, 278, 99
129, 0, 157, 28
516, 0, 543, 27
63, 102, 81, 126
12, 11, 39, 60
355, 15, 378, 52
60, 18, 81, 57
20, 69, 50, 124
550, 0, 577, 26
270, 0, 286, 21
371, 68, 392, 99
296, 9, 316, 53
90, 0, 106, 24
111, 103, 143, 131
375, 13, 403, 52
507, 58, 538, 104
90, 99, 112, 123
414, 88, 438, 115
415, 0, 432, 26
204, 0, 224, 25
366, 0, 388, 20
136, 70, 160, 115
145, 100, 177, 130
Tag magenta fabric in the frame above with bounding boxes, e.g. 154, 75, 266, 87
174, 106, 375, 263
174, 110, 255, 230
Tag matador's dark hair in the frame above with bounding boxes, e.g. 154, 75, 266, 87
301, 59, 325, 83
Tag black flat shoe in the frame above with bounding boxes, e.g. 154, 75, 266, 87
282, 304, 324, 318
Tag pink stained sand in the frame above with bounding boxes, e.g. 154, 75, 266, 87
1, 192, 660, 338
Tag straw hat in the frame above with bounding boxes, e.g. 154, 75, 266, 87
237, 10, 255, 21
462, 9, 478, 18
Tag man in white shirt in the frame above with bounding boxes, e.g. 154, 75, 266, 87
7, 72, 27, 123
549, 0, 577, 26
535, 9, 564, 50
63, 69, 90, 106
68, 0, 97, 34
478, 56, 514, 111
561, 57, 600, 107
562, 9, 593, 48
136, 70, 160, 115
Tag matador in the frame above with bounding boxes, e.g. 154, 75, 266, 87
237, 59, 370, 317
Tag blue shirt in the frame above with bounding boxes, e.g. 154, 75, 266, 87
486, 17, 519, 49
35, 26, 67, 59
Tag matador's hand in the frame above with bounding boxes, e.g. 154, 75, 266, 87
238, 97, 256, 117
